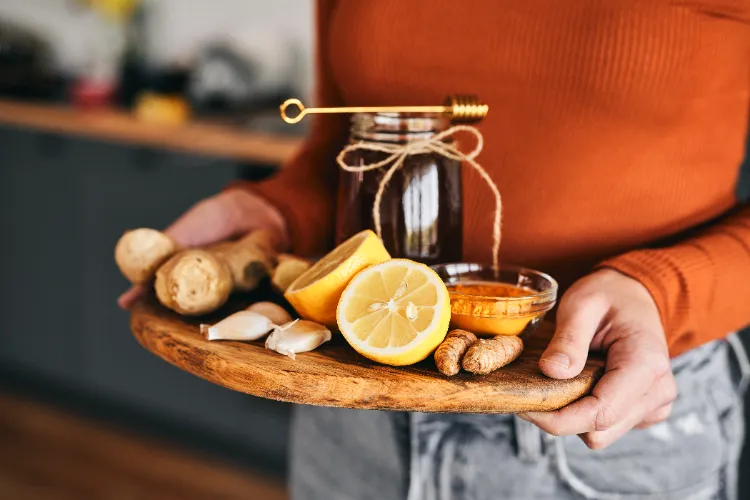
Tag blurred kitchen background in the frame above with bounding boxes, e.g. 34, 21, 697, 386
1, 2, 749, 500
0, 1, 311, 498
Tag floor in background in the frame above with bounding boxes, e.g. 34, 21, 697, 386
0, 393, 288, 500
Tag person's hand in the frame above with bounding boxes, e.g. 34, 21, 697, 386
117, 188, 288, 310
519, 269, 676, 449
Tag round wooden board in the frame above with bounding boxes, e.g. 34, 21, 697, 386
130, 295, 605, 413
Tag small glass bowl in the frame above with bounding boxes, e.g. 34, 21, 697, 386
431, 263, 558, 337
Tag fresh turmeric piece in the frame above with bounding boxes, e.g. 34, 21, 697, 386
434, 329, 478, 376
462, 335, 524, 375
115, 228, 180, 284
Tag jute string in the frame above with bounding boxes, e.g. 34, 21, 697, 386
336, 125, 502, 269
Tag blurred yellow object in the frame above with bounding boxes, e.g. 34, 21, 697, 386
134, 93, 190, 126
77, 0, 140, 22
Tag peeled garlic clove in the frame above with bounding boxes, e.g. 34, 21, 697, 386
265, 320, 331, 359
246, 302, 293, 326
201, 311, 274, 341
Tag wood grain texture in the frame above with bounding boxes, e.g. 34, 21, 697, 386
131, 296, 605, 413
0, 99, 302, 164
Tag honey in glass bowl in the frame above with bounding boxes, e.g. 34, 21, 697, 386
432, 263, 558, 337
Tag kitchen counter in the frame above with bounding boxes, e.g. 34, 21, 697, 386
0, 99, 303, 165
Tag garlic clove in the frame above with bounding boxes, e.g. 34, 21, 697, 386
265, 320, 332, 359
201, 310, 275, 341
246, 301, 293, 326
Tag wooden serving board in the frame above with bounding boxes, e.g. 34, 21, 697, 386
130, 295, 605, 413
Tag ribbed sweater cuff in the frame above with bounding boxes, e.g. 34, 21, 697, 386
597, 245, 712, 357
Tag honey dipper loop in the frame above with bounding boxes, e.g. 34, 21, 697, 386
279, 98, 307, 124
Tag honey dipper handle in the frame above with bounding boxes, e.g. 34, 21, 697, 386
280, 98, 449, 124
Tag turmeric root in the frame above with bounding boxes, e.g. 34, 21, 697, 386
272, 254, 312, 293
153, 230, 277, 315
115, 228, 180, 284
462, 336, 524, 375
434, 329, 478, 376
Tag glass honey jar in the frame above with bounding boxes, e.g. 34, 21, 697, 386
335, 113, 463, 265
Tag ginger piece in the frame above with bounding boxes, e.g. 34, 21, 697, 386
462, 336, 524, 375
115, 228, 180, 284
434, 329, 478, 376
149, 229, 277, 316
272, 254, 312, 293
155, 250, 233, 315
209, 230, 276, 292
115, 226, 278, 315
246, 302, 293, 325
265, 319, 331, 359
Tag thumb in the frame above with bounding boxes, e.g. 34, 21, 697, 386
540, 292, 609, 379
165, 191, 249, 248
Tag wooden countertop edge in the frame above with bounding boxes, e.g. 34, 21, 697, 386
0, 99, 304, 165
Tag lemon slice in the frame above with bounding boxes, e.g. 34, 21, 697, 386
284, 230, 391, 326
336, 259, 451, 366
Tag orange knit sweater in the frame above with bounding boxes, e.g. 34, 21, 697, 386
238, 0, 750, 357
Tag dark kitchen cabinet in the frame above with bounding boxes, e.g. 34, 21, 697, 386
0, 126, 290, 474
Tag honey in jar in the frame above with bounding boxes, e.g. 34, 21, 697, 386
335, 113, 462, 265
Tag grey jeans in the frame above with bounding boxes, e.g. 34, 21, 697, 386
290, 335, 750, 500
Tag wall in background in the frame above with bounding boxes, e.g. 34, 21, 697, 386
0, 0, 314, 98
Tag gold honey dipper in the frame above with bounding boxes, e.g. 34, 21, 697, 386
279, 95, 488, 124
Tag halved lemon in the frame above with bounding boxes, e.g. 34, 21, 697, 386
336, 259, 451, 366
284, 230, 391, 326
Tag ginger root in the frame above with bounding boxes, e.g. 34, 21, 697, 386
434, 329, 478, 376
208, 231, 277, 292
155, 250, 233, 315
115, 228, 180, 284
152, 230, 277, 316
462, 336, 524, 375
272, 254, 312, 293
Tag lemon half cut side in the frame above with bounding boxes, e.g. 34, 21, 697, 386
284, 230, 391, 326
337, 259, 451, 366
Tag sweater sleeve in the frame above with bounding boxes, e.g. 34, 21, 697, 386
598, 204, 750, 357
227, 0, 348, 257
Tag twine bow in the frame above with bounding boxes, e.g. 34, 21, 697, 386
336, 125, 502, 269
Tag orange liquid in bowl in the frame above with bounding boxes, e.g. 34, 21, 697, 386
446, 281, 543, 336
